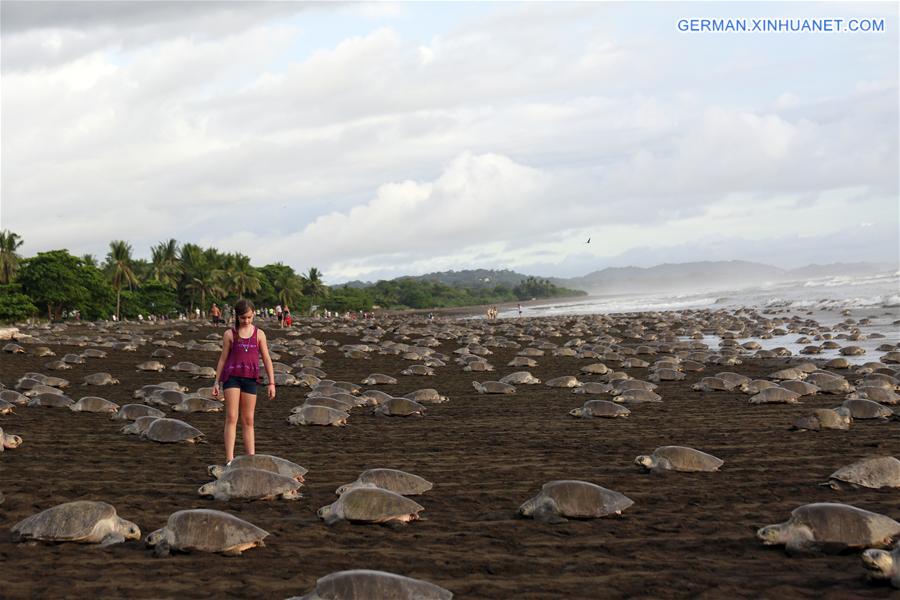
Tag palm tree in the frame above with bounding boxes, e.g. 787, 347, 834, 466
0, 230, 24, 284
107, 240, 140, 321
274, 270, 303, 309
151, 239, 181, 287
300, 267, 328, 305
186, 270, 225, 319
178, 243, 206, 313
229, 253, 261, 298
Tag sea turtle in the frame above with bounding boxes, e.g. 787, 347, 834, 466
472, 381, 516, 395
11, 501, 140, 545
145, 389, 187, 407
43, 360, 72, 370
841, 399, 894, 420
374, 397, 426, 417
499, 372, 541, 385
70, 396, 120, 413
136, 361, 166, 372
569, 400, 631, 419
768, 367, 808, 381
790, 408, 852, 431
299, 366, 328, 378
0, 427, 23, 450
62, 353, 86, 364
572, 382, 613, 395
198, 467, 302, 501
862, 544, 900, 589
82, 348, 108, 359
840, 345, 866, 356
648, 368, 685, 383
30, 346, 55, 357
715, 372, 752, 389
579, 363, 609, 375
141, 418, 205, 443
287, 406, 349, 426
151, 348, 174, 359
361, 373, 397, 385
301, 397, 355, 412
824, 357, 852, 369
289, 570, 453, 600
27, 393, 74, 408
635, 446, 724, 473
518, 480, 634, 523
508, 357, 538, 368
848, 387, 899, 405
208, 454, 308, 482
691, 377, 730, 392
109, 404, 166, 421
402, 389, 449, 404
192, 366, 216, 379
401, 365, 435, 376
749, 387, 802, 405
757, 503, 900, 555
146, 509, 269, 557
121, 416, 161, 435
317, 487, 424, 525
172, 397, 223, 413
779, 380, 820, 397
824, 456, 900, 490
83, 372, 120, 386
741, 380, 782, 394
545, 376, 583, 388
22, 384, 65, 398
0, 390, 28, 406
171, 361, 201, 373
336, 468, 433, 496
0, 399, 15, 415
3, 343, 25, 354
615, 390, 662, 404
333, 381, 363, 395
462, 361, 494, 372
805, 373, 852, 394
360, 389, 393, 405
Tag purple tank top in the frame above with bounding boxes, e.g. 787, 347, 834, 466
222, 326, 260, 381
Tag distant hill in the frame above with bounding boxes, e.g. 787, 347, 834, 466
335, 261, 895, 294
339, 269, 529, 289
553, 261, 895, 295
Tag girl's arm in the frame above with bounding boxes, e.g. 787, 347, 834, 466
212, 330, 233, 398
258, 329, 277, 400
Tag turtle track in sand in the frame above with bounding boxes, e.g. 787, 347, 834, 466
0, 322, 898, 598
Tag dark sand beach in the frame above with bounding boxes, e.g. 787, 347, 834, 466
0, 316, 898, 599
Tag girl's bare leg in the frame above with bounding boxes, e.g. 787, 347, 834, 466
223, 387, 241, 462
240, 391, 257, 456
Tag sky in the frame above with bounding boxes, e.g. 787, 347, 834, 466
1, 1, 897, 284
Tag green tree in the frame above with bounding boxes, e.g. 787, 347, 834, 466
150, 239, 181, 287
225, 253, 261, 299
18, 250, 90, 320
0, 284, 38, 322
106, 240, 140, 322
0, 230, 24, 284
300, 267, 328, 305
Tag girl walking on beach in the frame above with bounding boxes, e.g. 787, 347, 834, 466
212, 298, 276, 464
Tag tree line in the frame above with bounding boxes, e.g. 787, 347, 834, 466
0, 230, 585, 323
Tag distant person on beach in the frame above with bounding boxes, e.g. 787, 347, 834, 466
283, 308, 292, 327
210, 303, 221, 325
212, 298, 276, 465
517, 303, 522, 316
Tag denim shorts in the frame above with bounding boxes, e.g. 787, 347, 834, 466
222, 376, 258, 394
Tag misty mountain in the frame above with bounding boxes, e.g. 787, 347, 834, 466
334, 261, 895, 294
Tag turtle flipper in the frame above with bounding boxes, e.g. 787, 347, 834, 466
532, 498, 567, 524
100, 533, 125, 546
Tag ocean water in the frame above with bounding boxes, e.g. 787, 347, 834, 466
498, 271, 900, 364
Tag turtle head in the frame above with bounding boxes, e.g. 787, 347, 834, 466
3, 434, 23, 449
568, 408, 584, 418
197, 482, 216, 497
756, 524, 785, 545
208, 464, 225, 479
634, 455, 655, 470
861, 549, 893, 579
145, 527, 166, 547
118, 518, 142, 541
335, 483, 358, 496
518, 498, 536, 517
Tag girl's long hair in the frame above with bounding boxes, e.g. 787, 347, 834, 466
233, 298, 255, 332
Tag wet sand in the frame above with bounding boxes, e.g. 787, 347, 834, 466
0, 318, 898, 599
